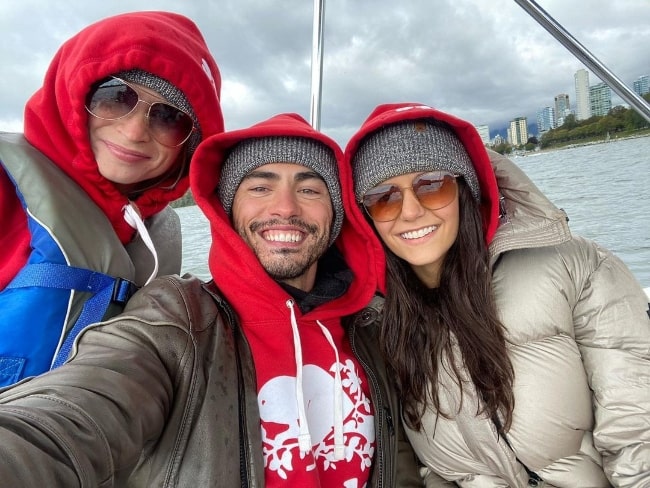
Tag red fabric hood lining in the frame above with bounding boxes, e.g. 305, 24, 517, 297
344, 103, 500, 245
23, 11, 224, 243
191, 113, 383, 323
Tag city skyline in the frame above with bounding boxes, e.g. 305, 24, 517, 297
488, 70, 649, 142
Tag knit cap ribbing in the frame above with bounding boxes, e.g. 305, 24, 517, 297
218, 136, 344, 244
352, 120, 480, 202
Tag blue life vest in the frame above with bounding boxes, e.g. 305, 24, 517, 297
0, 133, 139, 387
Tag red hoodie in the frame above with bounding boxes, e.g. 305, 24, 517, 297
0, 11, 223, 288
191, 113, 383, 487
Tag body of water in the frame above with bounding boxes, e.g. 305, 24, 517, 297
177, 135, 649, 289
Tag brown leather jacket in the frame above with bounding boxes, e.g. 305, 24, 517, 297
0, 274, 424, 487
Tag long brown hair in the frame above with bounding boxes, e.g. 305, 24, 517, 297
379, 180, 514, 433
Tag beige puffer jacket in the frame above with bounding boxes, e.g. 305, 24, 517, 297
414, 152, 650, 488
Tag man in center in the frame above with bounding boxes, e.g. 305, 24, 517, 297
193, 112, 421, 486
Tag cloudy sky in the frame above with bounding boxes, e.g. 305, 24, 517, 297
1, 0, 648, 145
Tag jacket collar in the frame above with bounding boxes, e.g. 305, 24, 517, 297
487, 150, 571, 264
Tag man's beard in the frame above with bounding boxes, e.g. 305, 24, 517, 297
262, 245, 325, 281
241, 217, 331, 281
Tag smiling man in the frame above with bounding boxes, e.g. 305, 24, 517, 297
208, 119, 384, 486
231, 163, 332, 288
0, 112, 426, 487
218, 134, 343, 292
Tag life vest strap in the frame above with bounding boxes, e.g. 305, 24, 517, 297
7, 263, 138, 369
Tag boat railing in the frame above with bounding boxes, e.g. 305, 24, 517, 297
513, 0, 650, 123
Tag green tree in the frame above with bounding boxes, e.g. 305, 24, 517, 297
492, 142, 512, 155
562, 114, 578, 130
625, 93, 650, 130
171, 190, 196, 208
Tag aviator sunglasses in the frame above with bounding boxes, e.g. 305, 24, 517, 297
85, 76, 195, 147
362, 171, 459, 222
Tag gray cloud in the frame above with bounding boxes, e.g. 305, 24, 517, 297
1, 0, 648, 146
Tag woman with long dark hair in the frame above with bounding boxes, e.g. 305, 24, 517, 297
345, 103, 650, 487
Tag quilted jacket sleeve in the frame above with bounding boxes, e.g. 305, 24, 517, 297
571, 236, 650, 487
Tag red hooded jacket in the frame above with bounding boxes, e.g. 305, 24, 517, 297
191, 113, 384, 487
0, 11, 223, 288
344, 103, 501, 292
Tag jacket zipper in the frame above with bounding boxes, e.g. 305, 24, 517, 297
348, 319, 388, 488
219, 299, 251, 488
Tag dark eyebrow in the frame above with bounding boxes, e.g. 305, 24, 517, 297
241, 170, 280, 182
241, 169, 325, 183
294, 170, 325, 183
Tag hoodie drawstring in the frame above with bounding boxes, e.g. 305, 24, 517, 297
123, 202, 158, 285
316, 320, 345, 460
287, 299, 312, 453
286, 299, 345, 461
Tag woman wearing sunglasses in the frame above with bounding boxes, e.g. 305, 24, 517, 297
345, 103, 650, 487
0, 11, 223, 386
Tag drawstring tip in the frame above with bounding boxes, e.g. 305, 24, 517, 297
334, 444, 345, 460
298, 433, 312, 453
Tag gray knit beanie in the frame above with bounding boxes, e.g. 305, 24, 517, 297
217, 136, 344, 244
352, 119, 480, 203
116, 69, 201, 156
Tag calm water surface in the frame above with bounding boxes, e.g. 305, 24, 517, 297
177, 135, 649, 287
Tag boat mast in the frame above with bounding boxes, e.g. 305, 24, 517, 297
310, 0, 326, 129
514, 0, 650, 123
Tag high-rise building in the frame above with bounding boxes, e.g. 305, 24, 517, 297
509, 117, 528, 146
633, 75, 649, 96
590, 82, 612, 117
474, 125, 490, 145
574, 69, 591, 120
554, 93, 571, 126
536, 106, 555, 133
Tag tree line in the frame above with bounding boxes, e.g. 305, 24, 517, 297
170, 190, 196, 208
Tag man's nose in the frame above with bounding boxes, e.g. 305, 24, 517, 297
270, 188, 301, 217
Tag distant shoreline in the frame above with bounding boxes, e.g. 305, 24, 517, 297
511, 131, 650, 157
547, 131, 650, 152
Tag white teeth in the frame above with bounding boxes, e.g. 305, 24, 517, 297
401, 225, 437, 240
264, 231, 303, 242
